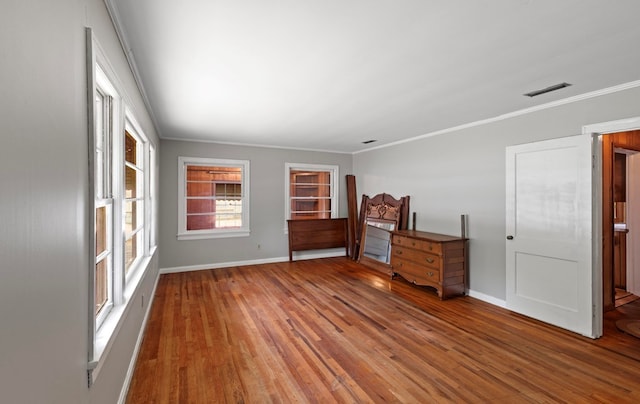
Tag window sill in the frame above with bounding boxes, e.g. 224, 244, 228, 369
177, 229, 250, 241
88, 251, 154, 386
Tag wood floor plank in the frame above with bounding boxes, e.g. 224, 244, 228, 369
127, 257, 640, 403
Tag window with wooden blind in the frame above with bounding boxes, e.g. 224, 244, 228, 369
178, 157, 250, 240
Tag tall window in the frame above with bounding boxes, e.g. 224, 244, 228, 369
93, 66, 152, 327
87, 28, 157, 383
285, 163, 339, 224
178, 157, 250, 240
94, 66, 118, 327
124, 125, 144, 274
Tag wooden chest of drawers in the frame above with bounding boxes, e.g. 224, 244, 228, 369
390, 230, 467, 299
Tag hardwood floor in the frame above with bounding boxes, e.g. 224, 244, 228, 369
126, 257, 640, 403
615, 288, 640, 308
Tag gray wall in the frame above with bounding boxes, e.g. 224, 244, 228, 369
0, 1, 159, 403
159, 140, 353, 269
354, 86, 640, 300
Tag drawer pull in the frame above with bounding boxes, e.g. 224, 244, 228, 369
397, 250, 403, 255
427, 271, 434, 277
411, 241, 416, 246
426, 258, 434, 264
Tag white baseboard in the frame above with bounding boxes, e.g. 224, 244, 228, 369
159, 249, 347, 274
467, 289, 507, 308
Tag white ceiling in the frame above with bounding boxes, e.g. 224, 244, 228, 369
107, 0, 640, 153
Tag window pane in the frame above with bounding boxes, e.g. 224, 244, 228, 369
290, 199, 332, 210
291, 200, 331, 218
95, 93, 104, 149
95, 91, 111, 199
290, 170, 329, 184
125, 201, 137, 232
291, 199, 316, 211
96, 206, 107, 255
125, 165, 137, 198
187, 181, 213, 197
185, 164, 243, 230
124, 235, 136, 272
187, 198, 215, 214
187, 165, 241, 181
187, 214, 216, 230
125, 130, 137, 165
317, 198, 332, 214
124, 124, 144, 276
96, 149, 104, 198
215, 183, 242, 199
216, 200, 242, 228
291, 211, 331, 220
95, 259, 108, 315
291, 183, 330, 197
186, 205, 243, 230
95, 93, 104, 197
216, 214, 242, 228
289, 169, 332, 220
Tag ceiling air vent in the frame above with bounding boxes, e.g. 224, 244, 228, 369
524, 82, 571, 97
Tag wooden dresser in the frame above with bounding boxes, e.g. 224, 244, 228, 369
390, 230, 467, 299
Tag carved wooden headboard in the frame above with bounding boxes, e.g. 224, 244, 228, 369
356, 193, 410, 262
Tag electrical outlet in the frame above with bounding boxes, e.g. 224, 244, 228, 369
257, 243, 261, 250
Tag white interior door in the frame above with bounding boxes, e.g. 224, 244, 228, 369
506, 134, 594, 337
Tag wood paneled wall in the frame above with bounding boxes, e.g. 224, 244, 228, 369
601, 130, 640, 311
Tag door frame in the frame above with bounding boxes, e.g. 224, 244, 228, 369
626, 152, 640, 296
583, 116, 640, 337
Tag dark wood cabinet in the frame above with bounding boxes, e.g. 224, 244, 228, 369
390, 230, 467, 299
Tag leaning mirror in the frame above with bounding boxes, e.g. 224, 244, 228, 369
356, 193, 410, 273
361, 219, 396, 264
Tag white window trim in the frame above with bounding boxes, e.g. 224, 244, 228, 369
177, 156, 251, 240
284, 162, 339, 233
